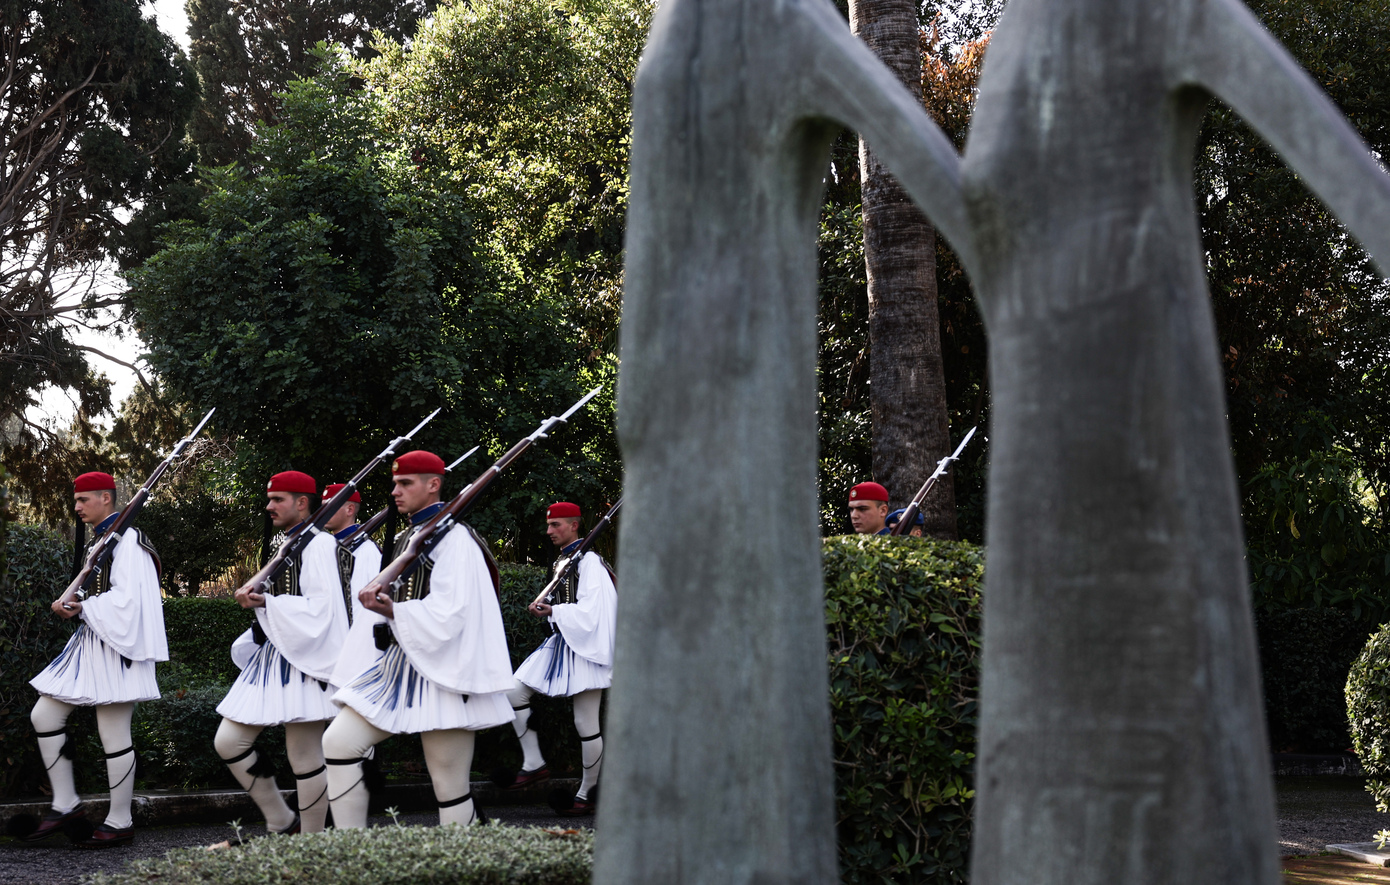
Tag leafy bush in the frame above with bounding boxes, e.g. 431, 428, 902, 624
1258, 607, 1371, 753
823, 535, 982, 885
138, 494, 258, 596
1348, 624, 1390, 815
86, 822, 593, 885
0, 525, 81, 797
163, 596, 253, 684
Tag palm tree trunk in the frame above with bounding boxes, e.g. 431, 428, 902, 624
851, 0, 958, 539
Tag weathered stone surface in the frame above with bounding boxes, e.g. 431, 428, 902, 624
606, 0, 1390, 883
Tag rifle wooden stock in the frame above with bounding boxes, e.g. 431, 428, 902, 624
362, 387, 602, 601
237, 409, 440, 595
58, 408, 216, 607
889, 426, 977, 537
531, 497, 623, 608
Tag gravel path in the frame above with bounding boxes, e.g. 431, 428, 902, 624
1278, 776, 1390, 856
0, 806, 592, 885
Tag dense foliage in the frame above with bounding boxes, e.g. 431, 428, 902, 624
1347, 623, 1390, 814
824, 535, 982, 885
86, 823, 594, 885
130, 5, 632, 559
0, 0, 198, 519
0, 526, 78, 796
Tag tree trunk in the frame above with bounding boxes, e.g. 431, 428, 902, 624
850, 0, 958, 538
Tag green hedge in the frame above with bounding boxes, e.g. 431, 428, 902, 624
0, 526, 80, 797
86, 822, 593, 885
824, 535, 982, 885
1348, 624, 1390, 811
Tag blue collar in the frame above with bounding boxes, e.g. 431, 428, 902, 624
562, 539, 582, 555
95, 512, 120, 534
875, 527, 891, 536
411, 501, 445, 525
335, 524, 361, 541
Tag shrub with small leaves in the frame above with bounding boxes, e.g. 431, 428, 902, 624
1347, 622, 1390, 817
85, 821, 593, 885
824, 534, 982, 885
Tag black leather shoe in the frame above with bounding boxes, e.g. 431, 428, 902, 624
77, 823, 134, 849
274, 814, 301, 836
19, 805, 85, 842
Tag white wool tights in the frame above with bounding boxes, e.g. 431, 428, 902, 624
324, 707, 479, 828
213, 719, 296, 833
31, 697, 138, 828
507, 684, 604, 800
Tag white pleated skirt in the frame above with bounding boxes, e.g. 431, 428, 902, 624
30, 623, 160, 706
216, 640, 338, 726
514, 632, 612, 697
333, 644, 514, 734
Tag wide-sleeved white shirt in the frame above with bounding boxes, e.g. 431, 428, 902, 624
251, 530, 350, 682
81, 527, 168, 663
547, 551, 617, 666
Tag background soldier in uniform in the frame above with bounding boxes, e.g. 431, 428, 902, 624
504, 502, 617, 815
23, 472, 167, 848
215, 471, 349, 836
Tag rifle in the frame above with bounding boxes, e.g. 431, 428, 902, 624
354, 446, 479, 541
58, 407, 217, 609
889, 426, 978, 537
364, 386, 602, 603
237, 409, 440, 596
530, 497, 622, 610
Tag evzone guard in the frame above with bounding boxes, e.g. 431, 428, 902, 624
22, 472, 168, 848
321, 482, 383, 626
323, 450, 514, 828
504, 501, 617, 814
215, 471, 350, 835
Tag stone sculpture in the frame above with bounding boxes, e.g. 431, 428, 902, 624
602, 0, 1390, 883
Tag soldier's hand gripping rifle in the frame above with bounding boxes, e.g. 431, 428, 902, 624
235, 409, 440, 600
354, 446, 480, 540
889, 426, 978, 537
529, 497, 623, 613
57, 407, 217, 611
361, 387, 602, 610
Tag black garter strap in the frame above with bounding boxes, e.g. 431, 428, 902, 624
104, 746, 135, 759
220, 746, 256, 765
511, 703, 531, 711
294, 765, 326, 780
326, 757, 368, 803
437, 792, 472, 809
35, 727, 67, 738
325, 757, 367, 765
578, 732, 602, 742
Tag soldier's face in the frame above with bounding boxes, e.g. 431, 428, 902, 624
848, 500, 888, 534
324, 500, 358, 533
547, 517, 581, 548
73, 491, 115, 526
392, 474, 441, 516
266, 491, 308, 529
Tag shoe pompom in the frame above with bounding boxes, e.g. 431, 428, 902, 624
546, 787, 576, 814
62, 816, 95, 843
5, 814, 39, 839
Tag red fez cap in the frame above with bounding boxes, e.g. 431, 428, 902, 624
547, 502, 581, 519
392, 450, 447, 475
73, 472, 116, 493
323, 483, 361, 503
849, 482, 889, 503
267, 470, 317, 494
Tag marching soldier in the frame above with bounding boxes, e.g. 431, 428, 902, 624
324, 451, 514, 828
322, 482, 383, 624
504, 502, 617, 815
847, 482, 891, 535
23, 472, 167, 848
214, 471, 349, 836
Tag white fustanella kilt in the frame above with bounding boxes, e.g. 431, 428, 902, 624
332, 643, 513, 734
216, 640, 338, 725
514, 632, 612, 697
30, 623, 160, 706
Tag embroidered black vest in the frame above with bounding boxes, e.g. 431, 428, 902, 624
83, 527, 161, 598
551, 554, 581, 606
